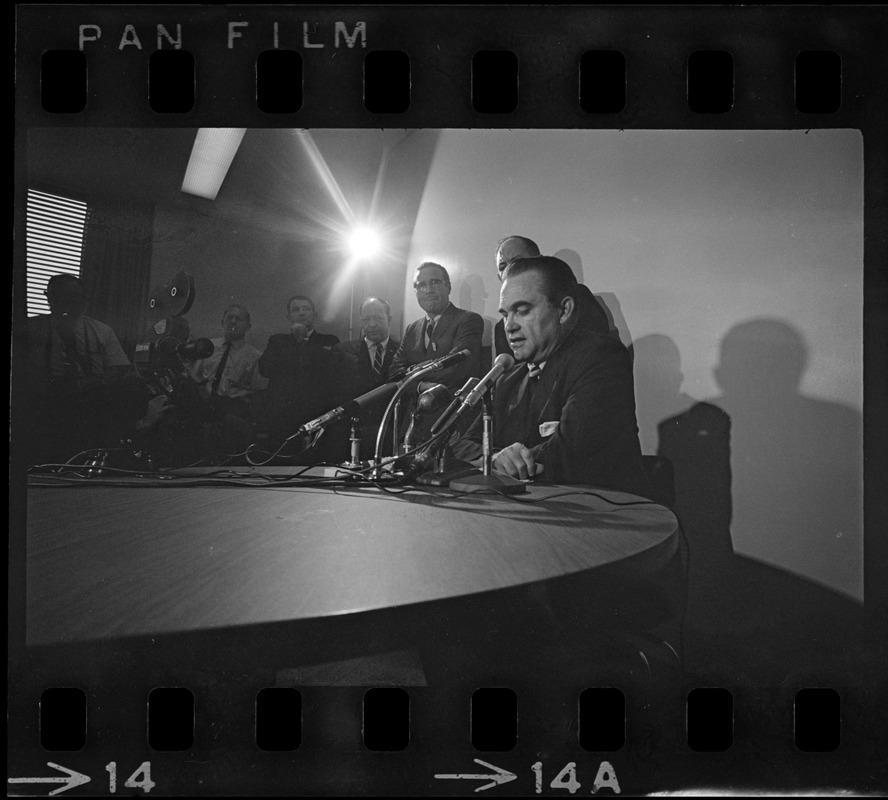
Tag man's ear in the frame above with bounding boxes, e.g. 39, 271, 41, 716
559, 295, 576, 324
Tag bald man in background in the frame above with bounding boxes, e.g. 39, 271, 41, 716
492, 234, 617, 358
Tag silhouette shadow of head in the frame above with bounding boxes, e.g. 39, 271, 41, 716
632, 333, 695, 455
715, 318, 807, 401
458, 272, 494, 362
658, 318, 866, 686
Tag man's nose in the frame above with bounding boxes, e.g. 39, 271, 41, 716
504, 314, 518, 332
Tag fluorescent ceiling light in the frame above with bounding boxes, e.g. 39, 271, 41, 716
181, 128, 246, 200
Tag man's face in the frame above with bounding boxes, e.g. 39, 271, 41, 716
360, 300, 391, 344
287, 299, 316, 329
496, 238, 538, 278
413, 266, 451, 316
500, 269, 571, 364
222, 307, 250, 342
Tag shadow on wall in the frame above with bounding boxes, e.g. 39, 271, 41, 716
648, 318, 867, 684
458, 273, 494, 367
553, 248, 629, 346
632, 334, 698, 456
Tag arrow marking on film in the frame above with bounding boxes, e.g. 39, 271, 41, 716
8, 762, 91, 796
434, 758, 518, 792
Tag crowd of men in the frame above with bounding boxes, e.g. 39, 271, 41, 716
21, 236, 649, 498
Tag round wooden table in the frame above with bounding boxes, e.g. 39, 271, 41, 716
25, 476, 679, 647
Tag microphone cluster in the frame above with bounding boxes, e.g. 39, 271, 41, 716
300, 348, 473, 435
401, 353, 515, 482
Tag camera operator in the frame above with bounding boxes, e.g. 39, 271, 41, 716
24, 274, 149, 463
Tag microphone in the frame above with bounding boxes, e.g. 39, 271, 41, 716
401, 375, 485, 483
391, 348, 471, 381
158, 337, 215, 360
300, 381, 401, 434
435, 353, 515, 432
422, 348, 471, 375
417, 383, 452, 413
429, 377, 480, 435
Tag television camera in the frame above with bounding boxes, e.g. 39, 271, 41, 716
134, 270, 212, 423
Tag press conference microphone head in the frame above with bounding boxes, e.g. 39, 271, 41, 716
456, 376, 480, 397
428, 377, 480, 436
493, 352, 516, 372
427, 348, 471, 373
417, 383, 452, 412
458, 353, 516, 412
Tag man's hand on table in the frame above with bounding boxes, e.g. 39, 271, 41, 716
492, 443, 545, 480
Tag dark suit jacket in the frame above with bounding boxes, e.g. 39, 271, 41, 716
494, 284, 617, 357
257, 333, 350, 437
458, 325, 649, 496
304, 330, 340, 348
391, 302, 485, 392
336, 337, 400, 395
335, 337, 401, 456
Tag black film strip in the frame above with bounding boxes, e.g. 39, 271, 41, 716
11, 4, 888, 797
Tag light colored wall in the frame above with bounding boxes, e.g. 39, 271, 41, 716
401, 129, 864, 601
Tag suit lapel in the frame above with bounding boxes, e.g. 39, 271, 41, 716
429, 304, 456, 351
383, 340, 398, 373
412, 319, 426, 353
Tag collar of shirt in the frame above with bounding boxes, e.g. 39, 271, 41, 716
527, 361, 547, 378
425, 314, 442, 327
218, 337, 247, 351
365, 336, 390, 350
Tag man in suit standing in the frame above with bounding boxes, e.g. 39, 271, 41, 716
338, 297, 400, 392
285, 294, 340, 347
390, 262, 484, 393
336, 297, 401, 458
256, 295, 348, 451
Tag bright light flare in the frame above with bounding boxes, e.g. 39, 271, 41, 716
347, 226, 381, 259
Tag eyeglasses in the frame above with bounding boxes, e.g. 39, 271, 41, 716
360, 315, 388, 325
413, 278, 447, 291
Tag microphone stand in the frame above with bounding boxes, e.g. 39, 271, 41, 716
414, 438, 479, 486
341, 416, 363, 470
373, 367, 433, 479
449, 388, 526, 494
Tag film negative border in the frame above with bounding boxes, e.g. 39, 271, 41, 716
11, 4, 888, 797
12, 5, 887, 129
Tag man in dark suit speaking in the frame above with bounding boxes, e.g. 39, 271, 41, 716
390, 261, 484, 394
457, 255, 648, 497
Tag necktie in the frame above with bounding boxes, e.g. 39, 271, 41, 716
527, 363, 543, 380
210, 342, 232, 395
424, 318, 436, 352
372, 343, 384, 376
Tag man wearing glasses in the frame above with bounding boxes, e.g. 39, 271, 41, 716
390, 261, 484, 395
